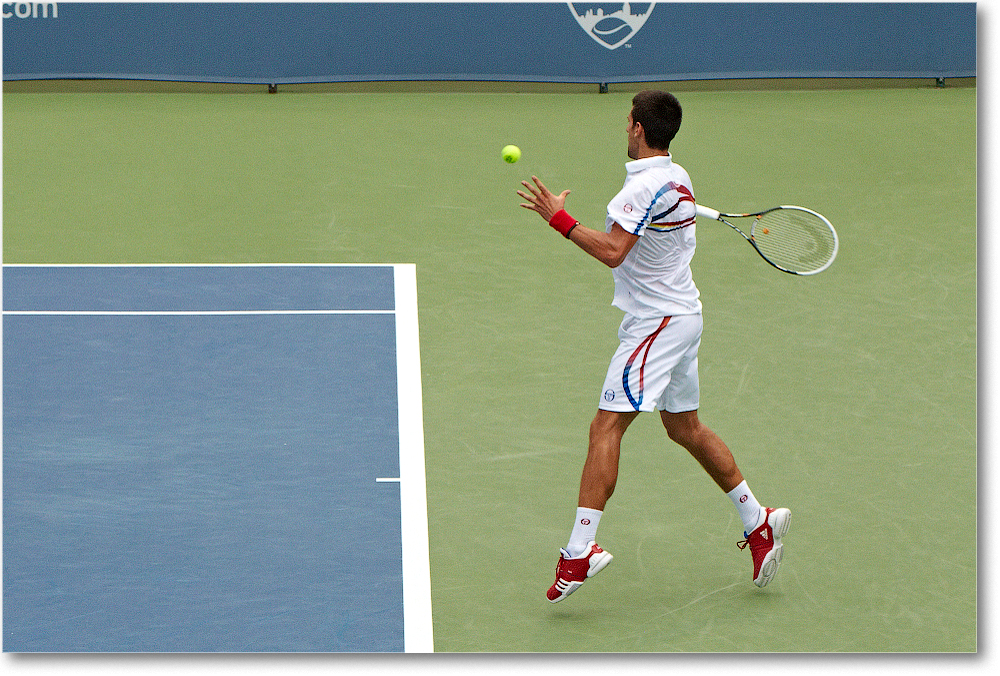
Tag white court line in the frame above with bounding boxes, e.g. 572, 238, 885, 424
393, 263, 434, 653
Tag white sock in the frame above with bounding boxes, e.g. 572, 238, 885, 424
727, 480, 763, 533
565, 507, 603, 557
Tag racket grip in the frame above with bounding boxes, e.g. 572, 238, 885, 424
695, 204, 721, 221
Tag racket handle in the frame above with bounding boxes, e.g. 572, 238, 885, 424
695, 204, 721, 221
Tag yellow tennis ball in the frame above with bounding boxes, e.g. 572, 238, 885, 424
501, 144, 521, 163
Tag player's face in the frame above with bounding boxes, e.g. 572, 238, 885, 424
626, 111, 640, 159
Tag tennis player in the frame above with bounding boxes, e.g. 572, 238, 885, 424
517, 91, 791, 603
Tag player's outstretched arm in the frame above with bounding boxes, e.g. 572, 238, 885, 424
568, 221, 638, 269
518, 175, 638, 269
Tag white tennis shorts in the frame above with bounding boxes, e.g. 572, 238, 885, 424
598, 312, 702, 413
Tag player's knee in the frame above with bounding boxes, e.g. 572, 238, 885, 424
666, 425, 693, 447
589, 414, 611, 443
589, 409, 634, 442
663, 412, 702, 447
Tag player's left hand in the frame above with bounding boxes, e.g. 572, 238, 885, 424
518, 176, 571, 223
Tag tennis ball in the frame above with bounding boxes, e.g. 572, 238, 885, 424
501, 144, 521, 163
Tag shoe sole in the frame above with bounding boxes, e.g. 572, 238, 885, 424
755, 508, 791, 588
547, 550, 614, 603
588, 550, 613, 577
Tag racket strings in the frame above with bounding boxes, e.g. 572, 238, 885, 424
752, 210, 837, 272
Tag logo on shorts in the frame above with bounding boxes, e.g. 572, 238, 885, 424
604, 389, 615, 402
580, 518, 591, 525
623, 203, 633, 213
568, 2, 657, 50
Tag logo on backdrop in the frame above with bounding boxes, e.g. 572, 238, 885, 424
568, 2, 656, 50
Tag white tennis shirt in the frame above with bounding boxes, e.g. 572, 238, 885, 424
605, 154, 703, 319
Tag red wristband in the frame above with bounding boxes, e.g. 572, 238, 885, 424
549, 209, 579, 238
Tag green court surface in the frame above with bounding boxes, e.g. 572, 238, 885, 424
2, 83, 977, 652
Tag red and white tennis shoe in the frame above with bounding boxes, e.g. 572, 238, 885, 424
546, 542, 613, 603
737, 507, 791, 587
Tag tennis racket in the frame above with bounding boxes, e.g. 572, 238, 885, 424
695, 204, 839, 275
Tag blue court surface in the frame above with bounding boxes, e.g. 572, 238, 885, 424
1, 264, 433, 652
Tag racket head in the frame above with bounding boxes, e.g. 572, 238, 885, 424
748, 205, 839, 275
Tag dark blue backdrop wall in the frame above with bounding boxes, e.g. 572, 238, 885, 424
1, 2, 977, 84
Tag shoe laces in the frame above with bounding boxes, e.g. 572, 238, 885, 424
737, 526, 772, 555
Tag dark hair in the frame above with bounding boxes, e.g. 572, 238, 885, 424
631, 91, 682, 151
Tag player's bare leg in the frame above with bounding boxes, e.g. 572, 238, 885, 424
661, 408, 790, 587
578, 409, 640, 510
547, 409, 635, 602
659, 409, 743, 492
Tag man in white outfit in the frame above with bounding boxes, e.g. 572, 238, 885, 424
517, 91, 791, 604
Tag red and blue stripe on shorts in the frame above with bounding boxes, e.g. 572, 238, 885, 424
622, 317, 671, 410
